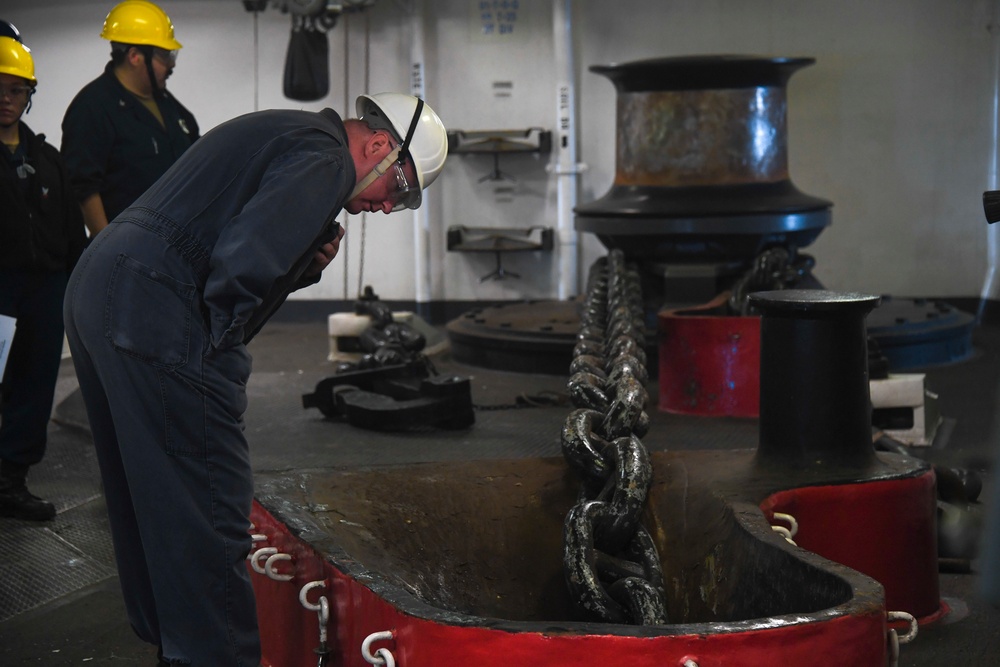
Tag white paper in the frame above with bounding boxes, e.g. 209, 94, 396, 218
0, 314, 15, 382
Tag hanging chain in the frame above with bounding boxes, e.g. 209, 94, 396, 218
357, 212, 368, 298
341, 219, 350, 301
561, 249, 668, 625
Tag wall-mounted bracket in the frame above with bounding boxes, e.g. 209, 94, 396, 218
447, 225, 554, 281
447, 128, 552, 182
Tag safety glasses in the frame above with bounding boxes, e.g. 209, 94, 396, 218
0, 84, 32, 101
389, 160, 420, 212
151, 47, 178, 67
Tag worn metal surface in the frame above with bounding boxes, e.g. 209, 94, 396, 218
575, 55, 831, 263
254, 447, 934, 627
446, 299, 581, 374
615, 88, 789, 187
658, 292, 761, 417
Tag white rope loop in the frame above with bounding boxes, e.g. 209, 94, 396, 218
264, 552, 294, 582
317, 596, 330, 644
887, 610, 917, 667
888, 628, 900, 667
771, 511, 799, 537
250, 547, 277, 574
770, 524, 797, 546
299, 580, 327, 612
887, 610, 918, 644
246, 533, 267, 560
362, 630, 395, 666
375, 647, 396, 667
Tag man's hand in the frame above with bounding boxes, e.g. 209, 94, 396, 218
305, 223, 346, 277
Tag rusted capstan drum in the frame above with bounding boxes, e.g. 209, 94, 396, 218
575, 55, 831, 263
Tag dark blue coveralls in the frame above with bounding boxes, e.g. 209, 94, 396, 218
63, 108, 353, 666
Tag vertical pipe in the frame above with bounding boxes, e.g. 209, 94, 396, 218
552, 0, 580, 299
981, 1, 1000, 319
411, 0, 432, 320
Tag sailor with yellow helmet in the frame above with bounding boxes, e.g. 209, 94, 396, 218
61, 1, 199, 238
0, 28, 86, 523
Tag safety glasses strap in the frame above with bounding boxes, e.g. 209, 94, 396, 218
347, 145, 401, 201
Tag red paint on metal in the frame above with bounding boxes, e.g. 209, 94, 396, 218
658, 294, 761, 417
760, 470, 941, 622
249, 506, 332, 667
249, 501, 889, 667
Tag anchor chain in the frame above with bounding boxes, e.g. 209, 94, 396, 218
728, 246, 815, 315
561, 250, 668, 625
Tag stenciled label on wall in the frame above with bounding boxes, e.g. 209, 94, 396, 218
469, 0, 525, 43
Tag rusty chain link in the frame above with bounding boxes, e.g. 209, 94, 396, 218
561, 250, 668, 625
728, 246, 816, 315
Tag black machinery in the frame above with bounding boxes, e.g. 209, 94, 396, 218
447, 54, 974, 374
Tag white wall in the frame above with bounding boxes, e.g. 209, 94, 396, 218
5, 0, 998, 304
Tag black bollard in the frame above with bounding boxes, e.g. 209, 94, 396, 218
749, 289, 881, 469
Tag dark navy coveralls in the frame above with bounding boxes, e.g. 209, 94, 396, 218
1, 122, 85, 474
61, 61, 200, 224
63, 108, 353, 666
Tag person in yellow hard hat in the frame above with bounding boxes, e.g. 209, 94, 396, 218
0, 35, 86, 522
61, 1, 198, 239
64, 92, 447, 667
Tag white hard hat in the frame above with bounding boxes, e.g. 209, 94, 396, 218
356, 93, 448, 199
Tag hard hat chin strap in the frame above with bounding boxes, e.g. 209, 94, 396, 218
347, 145, 401, 201
139, 45, 164, 100
399, 98, 423, 157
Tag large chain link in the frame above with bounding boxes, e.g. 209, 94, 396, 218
562, 250, 668, 625
728, 246, 816, 315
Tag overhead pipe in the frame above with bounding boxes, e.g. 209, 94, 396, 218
551, 0, 582, 299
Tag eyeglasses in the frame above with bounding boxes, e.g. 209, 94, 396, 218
389, 160, 420, 212
0, 84, 33, 101
151, 47, 178, 67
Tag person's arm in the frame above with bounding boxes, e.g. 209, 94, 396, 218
303, 224, 345, 278
79, 193, 109, 237
62, 85, 115, 237
203, 149, 351, 348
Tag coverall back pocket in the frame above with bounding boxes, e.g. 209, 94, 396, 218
106, 254, 194, 369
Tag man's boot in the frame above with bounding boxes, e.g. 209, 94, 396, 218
0, 460, 56, 521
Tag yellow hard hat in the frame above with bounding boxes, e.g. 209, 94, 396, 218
100, 1, 182, 51
0, 35, 36, 83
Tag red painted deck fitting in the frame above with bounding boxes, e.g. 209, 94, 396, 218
248, 498, 890, 667
760, 470, 940, 621
658, 295, 760, 417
